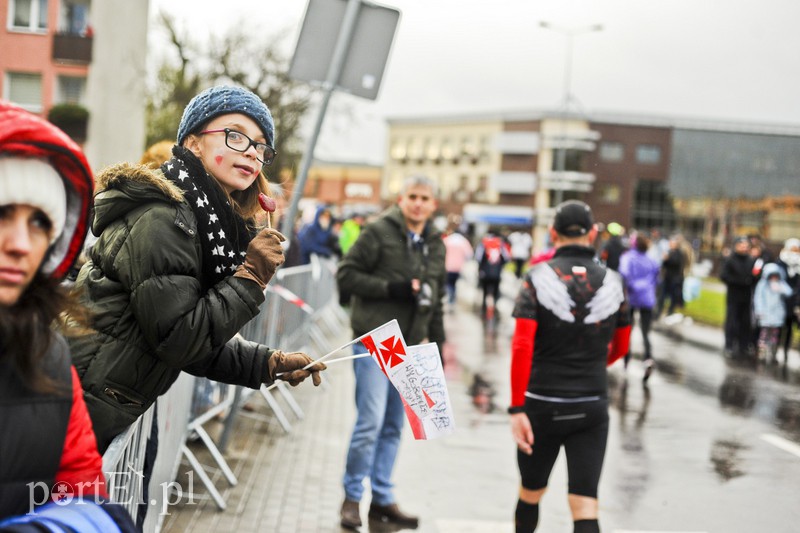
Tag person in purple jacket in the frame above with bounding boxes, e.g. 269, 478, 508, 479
619, 235, 660, 383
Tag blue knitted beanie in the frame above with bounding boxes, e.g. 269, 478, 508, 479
177, 85, 275, 147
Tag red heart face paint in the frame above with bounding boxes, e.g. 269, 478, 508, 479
215, 155, 223, 165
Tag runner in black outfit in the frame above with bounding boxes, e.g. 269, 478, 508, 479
508, 200, 631, 533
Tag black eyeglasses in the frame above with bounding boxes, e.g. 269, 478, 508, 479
198, 128, 276, 166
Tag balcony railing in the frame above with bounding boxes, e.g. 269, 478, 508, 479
53, 32, 93, 64
539, 170, 596, 192
490, 171, 538, 195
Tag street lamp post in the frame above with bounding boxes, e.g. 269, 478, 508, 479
539, 21, 603, 206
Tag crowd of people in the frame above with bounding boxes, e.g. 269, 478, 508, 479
440, 214, 800, 377
721, 235, 800, 363
4, 81, 800, 533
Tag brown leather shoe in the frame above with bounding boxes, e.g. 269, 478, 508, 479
340, 499, 362, 530
368, 503, 419, 528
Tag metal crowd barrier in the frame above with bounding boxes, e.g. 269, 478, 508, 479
102, 406, 154, 524
101, 255, 349, 531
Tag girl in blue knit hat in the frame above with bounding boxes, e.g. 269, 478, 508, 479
66, 86, 326, 521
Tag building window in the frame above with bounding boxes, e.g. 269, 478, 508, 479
10, 0, 48, 32
390, 138, 407, 161
60, 0, 89, 34
632, 179, 675, 230
599, 184, 621, 204
548, 190, 581, 207
474, 175, 489, 202
406, 139, 423, 163
57, 76, 86, 105
6, 72, 43, 112
635, 144, 662, 165
551, 149, 584, 171
425, 137, 440, 162
452, 175, 471, 203
479, 135, 491, 162
441, 137, 455, 162
599, 141, 624, 162
461, 136, 479, 163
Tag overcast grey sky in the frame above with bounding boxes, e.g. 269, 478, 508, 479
149, 0, 800, 163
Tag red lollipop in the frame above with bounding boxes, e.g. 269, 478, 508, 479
258, 193, 276, 228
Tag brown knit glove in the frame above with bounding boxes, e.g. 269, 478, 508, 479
233, 228, 286, 289
267, 350, 327, 386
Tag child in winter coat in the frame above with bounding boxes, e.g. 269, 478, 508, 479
754, 263, 793, 363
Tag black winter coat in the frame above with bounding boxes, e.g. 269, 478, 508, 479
720, 252, 757, 301
0, 335, 71, 517
69, 163, 273, 451
337, 205, 446, 348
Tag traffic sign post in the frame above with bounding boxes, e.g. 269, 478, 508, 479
281, 0, 400, 238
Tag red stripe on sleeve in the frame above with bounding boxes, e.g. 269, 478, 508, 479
607, 325, 632, 366
510, 318, 537, 408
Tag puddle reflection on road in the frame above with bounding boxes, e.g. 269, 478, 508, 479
710, 437, 747, 481
644, 330, 800, 441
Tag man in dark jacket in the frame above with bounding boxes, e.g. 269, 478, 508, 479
336, 175, 446, 530
720, 236, 758, 358
600, 222, 627, 271
656, 236, 687, 318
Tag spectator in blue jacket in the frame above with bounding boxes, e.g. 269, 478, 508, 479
297, 205, 335, 265
754, 262, 793, 364
619, 235, 660, 382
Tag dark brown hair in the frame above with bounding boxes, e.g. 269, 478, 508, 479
0, 273, 82, 395
231, 170, 271, 222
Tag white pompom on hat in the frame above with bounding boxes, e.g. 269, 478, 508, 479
0, 157, 67, 243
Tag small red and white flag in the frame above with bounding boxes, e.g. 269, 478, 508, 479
358, 320, 431, 423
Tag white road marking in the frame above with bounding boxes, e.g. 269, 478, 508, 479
435, 523, 710, 533
761, 433, 800, 458
436, 520, 513, 533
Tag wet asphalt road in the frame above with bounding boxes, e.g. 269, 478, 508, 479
384, 272, 800, 533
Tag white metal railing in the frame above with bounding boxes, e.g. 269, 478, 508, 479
100, 255, 347, 531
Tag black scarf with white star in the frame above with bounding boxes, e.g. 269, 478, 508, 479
161, 146, 254, 289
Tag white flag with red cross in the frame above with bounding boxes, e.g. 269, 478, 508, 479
358, 320, 433, 423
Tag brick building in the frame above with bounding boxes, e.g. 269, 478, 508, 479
384, 110, 800, 251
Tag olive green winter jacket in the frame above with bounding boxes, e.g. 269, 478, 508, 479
69, 163, 273, 451
337, 205, 446, 348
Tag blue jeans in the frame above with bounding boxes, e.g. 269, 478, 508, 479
343, 343, 405, 505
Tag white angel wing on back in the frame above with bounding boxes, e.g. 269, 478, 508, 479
531, 264, 575, 322
584, 270, 625, 323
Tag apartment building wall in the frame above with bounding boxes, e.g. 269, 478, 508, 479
2, 0, 149, 168
83, 0, 149, 168
383, 111, 800, 249
583, 123, 672, 229
384, 119, 504, 214
1, 0, 90, 113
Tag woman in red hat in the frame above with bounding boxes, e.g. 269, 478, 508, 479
0, 100, 134, 530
